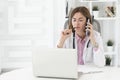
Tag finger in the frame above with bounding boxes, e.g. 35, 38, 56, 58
87, 22, 92, 26
85, 28, 91, 32
62, 31, 65, 35
65, 29, 72, 34
63, 29, 69, 33
86, 26, 91, 29
66, 31, 71, 35
87, 25, 93, 30
88, 23, 93, 28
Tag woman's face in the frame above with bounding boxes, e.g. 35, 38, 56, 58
72, 12, 86, 34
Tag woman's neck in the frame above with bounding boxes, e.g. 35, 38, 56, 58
76, 31, 86, 39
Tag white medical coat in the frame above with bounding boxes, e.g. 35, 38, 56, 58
63, 30, 105, 67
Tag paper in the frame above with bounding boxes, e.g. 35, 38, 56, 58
78, 65, 104, 74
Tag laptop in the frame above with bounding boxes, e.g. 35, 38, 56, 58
32, 47, 77, 79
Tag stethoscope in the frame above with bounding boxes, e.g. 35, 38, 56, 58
87, 40, 90, 48
72, 18, 91, 49
73, 32, 90, 49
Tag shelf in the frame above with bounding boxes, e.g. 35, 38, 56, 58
78, 0, 117, 19
79, 0, 117, 2
77, 0, 119, 67
104, 51, 115, 55
94, 17, 117, 20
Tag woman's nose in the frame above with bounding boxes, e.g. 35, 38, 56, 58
76, 20, 80, 25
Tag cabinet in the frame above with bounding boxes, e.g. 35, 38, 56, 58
70, 0, 119, 66
75, 0, 118, 18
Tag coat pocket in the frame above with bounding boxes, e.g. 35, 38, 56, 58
85, 47, 93, 63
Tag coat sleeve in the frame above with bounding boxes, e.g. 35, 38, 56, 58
93, 32, 105, 67
60, 34, 73, 49
63, 38, 69, 48
56, 34, 73, 48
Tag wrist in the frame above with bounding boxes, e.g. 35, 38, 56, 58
57, 37, 66, 48
61, 36, 67, 40
91, 38, 98, 48
93, 42, 99, 48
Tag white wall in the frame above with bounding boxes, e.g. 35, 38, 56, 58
53, 0, 76, 47
1, 0, 120, 69
1, 0, 55, 69
53, 0, 66, 47
0, 0, 67, 69
0, 0, 8, 70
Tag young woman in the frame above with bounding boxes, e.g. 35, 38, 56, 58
57, 6, 105, 67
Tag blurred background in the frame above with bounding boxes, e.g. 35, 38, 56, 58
0, 0, 120, 73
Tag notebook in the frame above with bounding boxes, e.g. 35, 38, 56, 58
32, 47, 78, 79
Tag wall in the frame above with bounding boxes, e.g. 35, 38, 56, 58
0, 0, 54, 69
53, 0, 66, 47
0, 0, 8, 70
1, 0, 120, 69
0, 0, 68, 69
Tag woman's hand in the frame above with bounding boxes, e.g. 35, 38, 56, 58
86, 23, 94, 39
61, 29, 72, 40
86, 23, 98, 47
57, 29, 72, 48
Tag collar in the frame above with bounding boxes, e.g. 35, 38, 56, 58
75, 34, 87, 42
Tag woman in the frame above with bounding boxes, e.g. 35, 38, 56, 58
57, 6, 105, 67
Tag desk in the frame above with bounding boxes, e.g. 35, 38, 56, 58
0, 66, 120, 80
78, 65, 120, 80
0, 67, 70, 80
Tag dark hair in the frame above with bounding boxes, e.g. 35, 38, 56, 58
68, 6, 92, 29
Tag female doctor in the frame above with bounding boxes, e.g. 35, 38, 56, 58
57, 6, 105, 67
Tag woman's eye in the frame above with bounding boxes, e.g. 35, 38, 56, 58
72, 19, 76, 22
72, 19, 83, 22
79, 20, 83, 22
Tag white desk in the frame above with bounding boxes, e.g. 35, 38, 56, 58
78, 65, 120, 80
0, 67, 70, 80
0, 66, 120, 80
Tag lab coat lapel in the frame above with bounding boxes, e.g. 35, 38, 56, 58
83, 38, 90, 63
70, 33, 77, 49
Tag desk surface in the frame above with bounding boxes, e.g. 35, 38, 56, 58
78, 66, 120, 80
0, 66, 120, 80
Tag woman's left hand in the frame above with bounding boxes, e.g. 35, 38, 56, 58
86, 23, 97, 47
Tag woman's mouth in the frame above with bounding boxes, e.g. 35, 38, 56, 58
74, 27, 80, 31
74, 27, 80, 30
74, 27, 80, 28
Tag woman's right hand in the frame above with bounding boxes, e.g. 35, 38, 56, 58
61, 29, 72, 40
57, 29, 72, 48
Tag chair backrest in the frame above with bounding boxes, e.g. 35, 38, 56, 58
64, 19, 69, 29
92, 19, 101, 33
